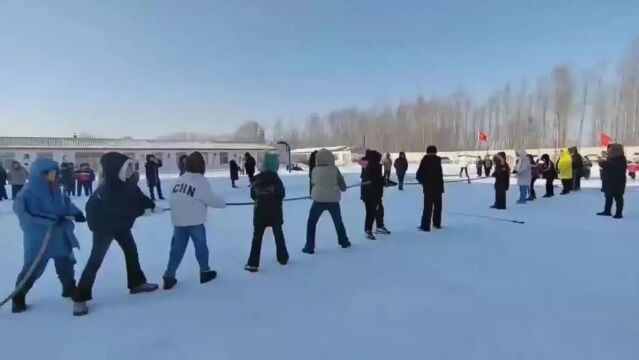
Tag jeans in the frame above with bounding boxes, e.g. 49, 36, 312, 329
518, 186, 529, 203
247, 225, 289, 267
305, 202, 349, 250
164, 225, 211, 278
364, 200, 385, 231
74, 230, 147, 302
11, 185, 24, 199
15, 255, 76, 297
421, 193, 442, 230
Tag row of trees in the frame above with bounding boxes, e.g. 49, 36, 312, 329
265, 39, 639, 152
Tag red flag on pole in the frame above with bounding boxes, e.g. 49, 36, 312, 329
478, 131, 489, 143
599, 133, 613, 147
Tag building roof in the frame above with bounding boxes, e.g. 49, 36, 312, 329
291, 146, 351, 154
0, 137, 274, 151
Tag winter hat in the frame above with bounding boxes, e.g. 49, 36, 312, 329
427, 145, 437, 154
186, 152, 206, 175
541, 154, 550, 162
262, 153, 280, 173
608, 143, 624, 158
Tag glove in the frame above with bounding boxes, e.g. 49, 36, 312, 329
74, 213, 87, 223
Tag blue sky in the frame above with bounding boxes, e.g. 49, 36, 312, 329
1, 0, 638, 138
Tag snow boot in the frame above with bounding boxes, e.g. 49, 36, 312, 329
597, 212, 612, 216
339, 240, 352, 249
73, 301, 89, 317
375, 227, 391, 235
163, 276, 177, 290
418, 227, 430, 232
244, 265, 259, 273
302, 247, 315, 255
365, 231, 376, 240
200, 271, 217, 284
613, 214, 623, 219
130, 282, 159, 295
11, 295, 27, 314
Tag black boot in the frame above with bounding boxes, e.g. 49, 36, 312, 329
200, 271, 217, 284
163, 276, 177, 290
597, 211, 612, 216
11, 295, 27, 313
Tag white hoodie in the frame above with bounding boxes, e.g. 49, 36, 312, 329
170, 172, 226, 227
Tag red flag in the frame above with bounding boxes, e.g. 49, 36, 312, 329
478, 131, 489, 143
599, 133, 613, 147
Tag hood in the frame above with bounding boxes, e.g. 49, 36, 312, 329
541, 154, 550, 161
560, 150, 571, 160
315, 149, 335, 166
146, 154, 155, 162
28, 158, 60, 194
608, 143, 624, 158
365, 150, 382, 163
516, 149, 527, 157
101, 152, 135, 184
262, 153, 280, 173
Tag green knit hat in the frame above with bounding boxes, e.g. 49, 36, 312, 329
262, 153, 280, 173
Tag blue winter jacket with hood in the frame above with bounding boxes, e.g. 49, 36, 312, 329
13, 159, 82, 263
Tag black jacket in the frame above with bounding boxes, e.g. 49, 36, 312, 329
493, 155, 510, 191
251, 171, 285, 227
572, 153, 584, 177
245, 155, 256, 175
600, 156, 627, 196
360, 150, 384, 202
0, 166, 6, 185
393, 157, 408, 175
229, 160, 240, 181
415, 154, 444, 194
540, 160, 557, 180
87, 152, 156, 234
60, 162, 75, 187
145, 156, 162, 186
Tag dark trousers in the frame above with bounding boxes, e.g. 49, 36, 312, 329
247, 225, 289, 267
15, 255, 76, 298
64, 183, 75, 196
561, 179, 572, 194
421, 193, 442, 230
604, 193, 624, 216
460, 167, 469, 178
494, 189, 506, 209
529, 177, 538, 199
232, 179, 237, 188
476, 166, 483, 177
364, 200, 385, 231
305, 202, 349, 250
545, 179, 555, 196
148, 183, 164, 200
74, 230, 147, 302
248, 172, 255, 184
79, 182, 93, 196
0, 184, 7, 200
11, 185, 24, 199
384, 170, 391, 185
485, 166, 492, 177
573, 175, 581, 191
397, 172, 406, 190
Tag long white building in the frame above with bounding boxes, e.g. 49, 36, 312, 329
0, 137, 274, 173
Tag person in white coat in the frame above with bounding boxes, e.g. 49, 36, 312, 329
163, 152, 226, 290
458, 156, 471, 183
515, 149, 532, 204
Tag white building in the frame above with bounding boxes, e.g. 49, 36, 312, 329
291, 146, 353, 166
0, 137, 274, 174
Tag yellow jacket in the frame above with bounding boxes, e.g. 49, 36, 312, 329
558, 150, 573, 180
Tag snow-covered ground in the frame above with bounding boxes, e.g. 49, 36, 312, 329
1, 171, 639, 360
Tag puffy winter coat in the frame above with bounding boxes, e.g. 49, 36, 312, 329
170, 172, 226, 227
8, 163, 28, 185
229, 160, 240, 181
311, 149, 347, 203
360, 150, 384, 202
251, 171, 285, 227
13, 159, 82, 263
557, 151, 573, 180
600, 144, 627, 196
382, 157, 393, 172
86, 152, 156, 234
393, 156, 408, 175
144, 156, 162, 186
415, 154, 444, 194
514, 151, 532, 186
244, 154, 257, 175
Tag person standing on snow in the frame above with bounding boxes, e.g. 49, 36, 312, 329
60, 161, 76, 196
539, 154, 557, 198
393, 152, 408, 191
475, 157, 484, 177
145, 154, 164, 201
597, 143, 627, 219
527, 154, 539, 201
569, 146, 584, 191
514, 149, 531, 204
382, 153, 393, 186
483, 155, 493, 177
8, 161, 28, 199
163, 152, 226, 290
244, 153, 289, 272
76, 163, 96, 197
10, 159, 86, 313
458, 156, 471, 183
229, 159, 240, 188
73, 152, 160, 316
415, 145, 444, 232
303, 148, 351, 254
0, 164, 8, 200
360, 150, 390, 240
491, 152, 510, 210
244, 152, 257, 185
557, 149, 573, 195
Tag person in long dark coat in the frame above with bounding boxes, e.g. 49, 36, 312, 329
244, 153, 257, 185
483, 155, 493, 177
415, 145, 444, 231
475, 157, 484, 177
229, 160, 240, 188
491, 152, 510, 210
0, 164, 8, 200
60, 161, 76, 196
569, 146, 584, 191
598, 143, 627, 219
144, 155, 164, 200
360, 150, 390, 239
539, 154, 557, 198
393, 152, 409, 191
